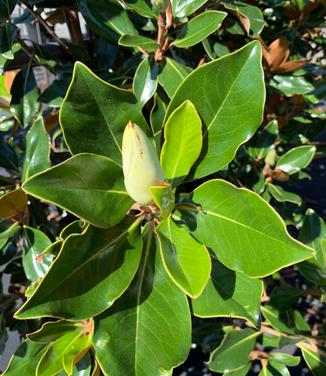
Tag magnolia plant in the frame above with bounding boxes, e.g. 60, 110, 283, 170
1, 1, 325, 375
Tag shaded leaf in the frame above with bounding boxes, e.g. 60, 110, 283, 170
276, 145, 316, 175
119, 35, 158, 52
133, 57, 159, 105
270, 75, 314, 96
0, 189, 27, 219
267, 183, 302, 206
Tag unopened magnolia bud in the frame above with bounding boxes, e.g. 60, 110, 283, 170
151, 0, 168, 11
122, 122, 165, 205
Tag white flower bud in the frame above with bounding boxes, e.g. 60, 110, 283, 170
122, 122, 165, 205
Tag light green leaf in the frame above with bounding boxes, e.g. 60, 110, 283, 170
119, 35, 158, 52
60, 62, 146, 164
160, 100, 202, 184
22, 226, 53, 282
3, 340, 46, 376
149, 184, 175, 219
276, 145, 316, 175
270, 75, 314, 96
133, 58, 159, 105
22, 117, 51, 182
124, 0, 158, 18
36, 324, 92, 376
208, 328, 259, 372
192, 258, 263, 327
15, 218, 142, 320
222, 1, 265, 37
156, 217, 211, 298
158, 57, 192, 98
94, 227, 191, 376
191, 180, 314, 277
166, 41, 265, 179
22, 153, 133, 229
299, 344, 326, 376
267, 183, 302, 206
174, 11, 226, 48
77, 0, 137, 42
270, 352, 300, 367
171, 0, 208, 18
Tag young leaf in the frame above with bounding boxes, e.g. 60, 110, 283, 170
208, 328, 259, 372
155, 217, 211, 298
15, 218, 142, 320
267, 183, 302, 206
174, 11, 227, 48
276, 145, 316, 175
133, 58, 159, 106
22, 226, 53, 282
160, 100, 202, 184
166, 41, 265, 179
93, 228, 191, 376
191, 180, 314, 277
158, 58, 192, 98
22, 153, 133, 228
119, 35, 158, 52
192, 258, 263, 327
60, 62, 146, 164
22, 117, 51, 182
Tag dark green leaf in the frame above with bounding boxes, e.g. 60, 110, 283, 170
23, 153, 133, 228
28, 320, 76, 344
248, 120, 278, 160
22, 117, 51, 182
0, 23, 17, 59
191, 180, 313, 277
166, 41, 265, 178
60, 62, 146, 163
192, 258, 262, 326
16, 218, 142, 320
267, 183, 302, 206
261, 305, 295, 335
276, 145, 316, 175
208, 328, 259, 372
270, 75, 314, 96
119, 35, 158, 52
0, 0, 16, 22
133, 58, 159, 105
171, 0, 208, 18
94, 227, 191, 376
174, 11, 226, 48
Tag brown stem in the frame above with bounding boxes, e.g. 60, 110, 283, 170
63, 8, 84, 47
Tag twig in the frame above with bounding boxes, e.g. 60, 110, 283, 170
20, 0, 70, 51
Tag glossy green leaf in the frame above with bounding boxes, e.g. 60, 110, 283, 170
248, 120, 278, 160
270, 352, 300, 367
261, 305, 295, 335
28, 320, 76, 344
77, 0, 137, 42
192, 258, 262, 326
171, 0, 208, 18
22, 117, 51, 182
158, 57, 191, 98
174, 11, 226, 48
3, 340, 46, 376
222, 1, 265, 37
119, 35, 158, 52
22, 153, 133, 228
160, 100, 202, 184
267, 183, 302, 206
300, 344, 326, 376
156, 217, 211, 298
22, 226, 53, 282
124, 0, 157, 18
133, 58, 159, 106
0, 222, 19, 249
0, 188, 27, 219
15, 218, 142, 320
59, 220, 85, 240
60, 62, 146, 163
166, 41, 265, 179
94, 228, 191, 376
36, 324, 92, 376
150, 94, 166, 140
0, 0, 16, 22
276, 145, 316, 175
208, 328, 259, 372
191, 180, 313, 277
149, 184, 174, 219
10, 65, 39, 127
270, 75, 314, 96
